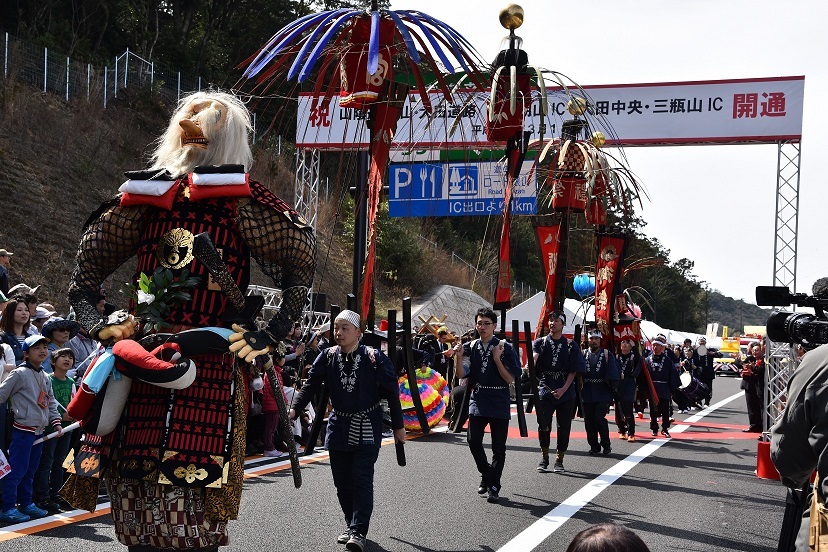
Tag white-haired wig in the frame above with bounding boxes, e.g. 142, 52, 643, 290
150, 90, 253, 177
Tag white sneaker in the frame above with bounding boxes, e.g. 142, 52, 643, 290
381, 430, 393, 438
263, 449, 284, 457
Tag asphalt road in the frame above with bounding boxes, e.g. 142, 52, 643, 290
0, 375, 787, 552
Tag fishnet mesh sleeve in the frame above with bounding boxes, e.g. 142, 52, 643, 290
68, 201, 149, 339
236, 198, 317, 343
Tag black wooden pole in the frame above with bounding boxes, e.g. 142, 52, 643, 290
402, 297, 430, 434
523, 320, 539, 414
511, 319, 528, 437
303, 304, 339, 455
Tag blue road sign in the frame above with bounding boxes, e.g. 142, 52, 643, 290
388, 161, 537, 217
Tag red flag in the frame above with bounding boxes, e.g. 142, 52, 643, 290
359, 89, 406, 326
594, 233, 628, 347
533, 223, 561, 339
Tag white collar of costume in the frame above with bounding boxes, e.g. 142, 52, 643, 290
119, 164, 248, 196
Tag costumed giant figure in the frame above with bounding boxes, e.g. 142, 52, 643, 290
63, 91, 316, 551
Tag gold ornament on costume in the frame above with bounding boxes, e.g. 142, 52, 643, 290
567, 97, 587, 116
591, 131, 606, 147
499, 4, 524, 30
157, 228, 195, 269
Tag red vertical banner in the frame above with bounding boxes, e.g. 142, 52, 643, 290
359, 85, 407, 326
533, 223, 561, 338
493, 188, 513, 311
594, 233, 628, 345
493, 138, 527, 311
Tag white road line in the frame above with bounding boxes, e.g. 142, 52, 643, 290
496, 390, 745, 552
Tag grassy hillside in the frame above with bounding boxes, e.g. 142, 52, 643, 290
0, 79, 484, 316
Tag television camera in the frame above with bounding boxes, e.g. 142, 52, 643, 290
756, 279, 828, 349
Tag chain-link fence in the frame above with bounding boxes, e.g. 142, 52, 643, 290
1, 32, 280, 141
1, 32, 210, 106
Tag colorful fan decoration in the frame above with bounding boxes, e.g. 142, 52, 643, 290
414, 366, 449, 400
399, 370, 447, 431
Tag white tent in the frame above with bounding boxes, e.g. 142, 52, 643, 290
508, 293, 701, 345
505, 292, 594, 336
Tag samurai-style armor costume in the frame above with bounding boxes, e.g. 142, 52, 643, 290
64, 166, 316, 549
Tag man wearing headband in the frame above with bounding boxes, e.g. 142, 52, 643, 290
289, 309, 405, 552
645, 337, 681, 438
454, 307, 520, 504
581, 329, 620, 455
531, 309, 585, 473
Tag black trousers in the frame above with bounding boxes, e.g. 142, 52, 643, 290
583, 401, 610, 451
699, 376, 714, 405
745, 388, 764, 429
614, 399, 636, 437
650, 397, 671, 432
329, 445, 381, 536
467, 415, 509, 491
535, 398, 575, 452
448, 384, 469, 430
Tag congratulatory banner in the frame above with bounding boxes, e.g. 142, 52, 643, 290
297, 76, 804, 149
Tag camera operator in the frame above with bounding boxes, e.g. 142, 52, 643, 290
735, 342, 765, 432
771, 343, 828, 551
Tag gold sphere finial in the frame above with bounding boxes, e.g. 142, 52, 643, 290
567, 97, 587, 116
499, 4, 524, 31
591, 131, 606, 147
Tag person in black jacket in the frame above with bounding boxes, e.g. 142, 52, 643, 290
289, 309, 405, 552
454, 307, 521, 504
736, 342, 765, 432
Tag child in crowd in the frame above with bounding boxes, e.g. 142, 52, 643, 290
33, 348, 76, 513
0, 335, 62, 523
261, 355, 287, 458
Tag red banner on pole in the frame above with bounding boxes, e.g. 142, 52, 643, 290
493, 137, 528, 311
594, 233, 628, 343
359, 85, 407, 326
533, 223, 561, 338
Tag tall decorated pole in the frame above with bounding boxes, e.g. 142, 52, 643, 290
241, 2, 487, 327
488, 4, 546, 328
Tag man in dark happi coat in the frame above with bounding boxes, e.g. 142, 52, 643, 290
532, 309, 585, 474
646, 336, 681, 438
289, 310, 404, 552
581, 329, 620, 455
454, 307, 520, 504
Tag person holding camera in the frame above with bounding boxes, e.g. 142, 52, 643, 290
736, 342, 765, 432
771, 343, 828, 551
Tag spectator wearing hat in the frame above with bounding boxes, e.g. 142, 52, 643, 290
582, 329, 620, 455
645, 336, 681, 438
29, 306, 56, 337
289, 309, 404, 552
532, 309, 586, 473
317, 322, 333, 351
40, 317, 81, 374
0, 335, 63, 523
33, 347, 76, 514
0, 249, 11, 296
